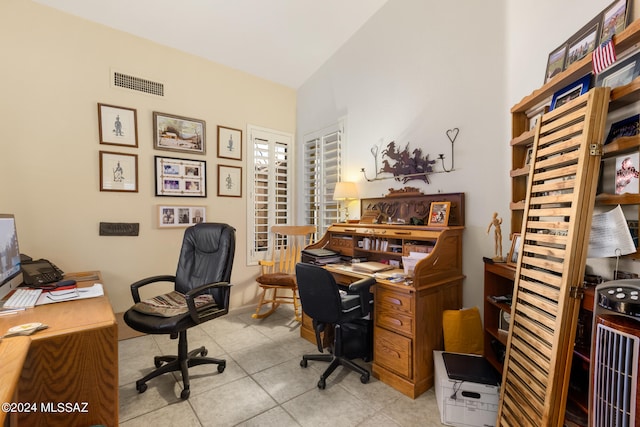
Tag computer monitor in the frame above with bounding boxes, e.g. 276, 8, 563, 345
0, 214, 23, 300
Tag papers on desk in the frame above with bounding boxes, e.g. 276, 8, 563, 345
35, 283, 104, 305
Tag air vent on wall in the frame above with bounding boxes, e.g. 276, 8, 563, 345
111, 70, 164, 97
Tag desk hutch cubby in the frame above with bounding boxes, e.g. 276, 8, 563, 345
303, 192, 465, 398
486, 16, 640, 427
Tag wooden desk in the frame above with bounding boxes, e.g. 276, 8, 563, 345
303, 223, 464, 398
0, 272, 118, 427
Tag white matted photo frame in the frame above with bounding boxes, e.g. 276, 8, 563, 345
99, 151, 138, 192
217, 165, 242, 197
427, 201, 451, 226
153, 112, 206, 155
217, 125, 242, 160
158, 205, 206, 228
98, 103, 138, 147
155, 156, 207, 197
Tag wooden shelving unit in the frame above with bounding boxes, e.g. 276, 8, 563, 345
499, 16, 640, 426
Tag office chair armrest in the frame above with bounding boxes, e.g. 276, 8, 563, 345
348, 276, 376, 316
185, 281, 232, 324
129, 275, 177, 303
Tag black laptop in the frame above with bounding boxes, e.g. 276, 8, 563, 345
442, 352, 500, 386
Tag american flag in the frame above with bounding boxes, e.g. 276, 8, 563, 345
592, 36, 616, 75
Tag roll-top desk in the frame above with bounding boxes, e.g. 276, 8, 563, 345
302, 192, 465, 398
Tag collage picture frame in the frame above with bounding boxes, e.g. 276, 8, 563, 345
155, 156, 207, 198
158, 205, 206, 228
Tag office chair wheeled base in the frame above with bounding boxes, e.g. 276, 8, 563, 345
300, 353, 370, 389
135, 330, 226, 400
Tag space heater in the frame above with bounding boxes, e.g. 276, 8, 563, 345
590, 280, 640, 427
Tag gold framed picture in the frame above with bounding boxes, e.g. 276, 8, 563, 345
427, 201, 450, 226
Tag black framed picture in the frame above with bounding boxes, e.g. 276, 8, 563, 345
154, 156, 207, 197
550, 74, 591, 111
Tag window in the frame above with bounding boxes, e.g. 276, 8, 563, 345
302, 121, 343, 237
247, 125, 293, 265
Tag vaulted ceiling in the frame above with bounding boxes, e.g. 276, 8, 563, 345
33, 0, 389, 88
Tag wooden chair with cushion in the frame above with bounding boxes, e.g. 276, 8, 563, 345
252, 225, 316, 321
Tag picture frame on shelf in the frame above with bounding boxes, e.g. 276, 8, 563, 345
615, 152, 640, 195
154, 156, 207, 197
595, 50, 640, 89
550, 74, 591, 111
158, 205, 206, 228
98, 103, 138, 147
507, 233, 522, 266
217, 125, 242, 160
599, 0, 630, 44
564, 16, 601, 69
427, 201, 451, 226
604, 114, 640, 144
99, 151, 138, 192
153, 112, 206, 155
217, 164, 242, 197
524, 146, 534, 167
545, 43, 567, 84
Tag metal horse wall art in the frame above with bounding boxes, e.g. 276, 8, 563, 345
379, 141, 436, 183
361, 128, 458, 183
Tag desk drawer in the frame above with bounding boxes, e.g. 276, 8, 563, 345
374, 326, 412, 378
376, 308, 413, 335
376, 287, 413, 315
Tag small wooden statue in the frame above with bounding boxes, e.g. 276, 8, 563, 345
487, 212, 505, 262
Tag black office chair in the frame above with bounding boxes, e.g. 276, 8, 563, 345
295, 262, 375, 389
123, 223, 235, 399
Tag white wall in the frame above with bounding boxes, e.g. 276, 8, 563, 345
0, 0, 296, 312
297, 0, 509, 310
298, 0, 640, 311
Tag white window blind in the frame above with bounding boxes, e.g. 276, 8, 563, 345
247, 126, 293, 265
303, 123, 342, 237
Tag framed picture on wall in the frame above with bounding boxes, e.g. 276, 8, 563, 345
153, 112, 206, 155
157, 205, 206, 228
427, 201, 450, 226
98, 103, 138, 147
154, 156, 207, 197
217, 125, 242, 160
217, 165, 242, 197
99, 151, 138, 192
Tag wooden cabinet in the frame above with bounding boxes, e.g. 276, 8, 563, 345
303, 219, 464, 398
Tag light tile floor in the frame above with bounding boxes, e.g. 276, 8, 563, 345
118, 306, 446, 427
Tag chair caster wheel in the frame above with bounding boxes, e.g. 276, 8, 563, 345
317, 378, 326, 390
217, 362, 226, 373
360, 373, 370, 384
136, 382, 147, 394
201, 349, 208, 357
300, 359, 308, 368
180, 388, 190, 399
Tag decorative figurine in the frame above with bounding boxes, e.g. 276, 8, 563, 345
487, 212, 505, 262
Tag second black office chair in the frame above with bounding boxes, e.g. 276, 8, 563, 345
123, 222, 235, 399
295, 262, 375, 389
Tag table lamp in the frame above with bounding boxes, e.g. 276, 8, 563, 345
333, 181, 358, 222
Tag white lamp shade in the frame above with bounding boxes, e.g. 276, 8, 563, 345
333, 182, 358, 200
